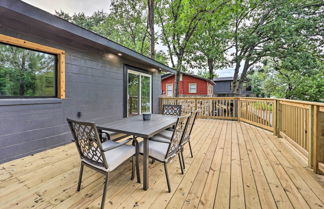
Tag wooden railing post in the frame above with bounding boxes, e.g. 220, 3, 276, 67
237, 98, 241, 121
160, 97, 163, 114
273, 99, 277, 135
273, 99, 280, 136
313, 105, 319, 173
308, 105, 314, 168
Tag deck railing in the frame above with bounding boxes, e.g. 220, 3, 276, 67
160, 96, 324, 174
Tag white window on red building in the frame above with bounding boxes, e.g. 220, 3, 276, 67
166, 84, 173, 96
189, 83, 197, 93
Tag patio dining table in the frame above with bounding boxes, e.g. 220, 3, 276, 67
97, 114, 178, 190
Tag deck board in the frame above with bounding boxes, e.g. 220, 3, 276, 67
0, 119, 323, 209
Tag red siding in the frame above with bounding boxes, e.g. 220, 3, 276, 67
162, 74, 212, 96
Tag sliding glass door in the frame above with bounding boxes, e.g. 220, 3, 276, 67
127, 69, 152, 116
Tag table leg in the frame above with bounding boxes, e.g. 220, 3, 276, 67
143, 137, 149, 190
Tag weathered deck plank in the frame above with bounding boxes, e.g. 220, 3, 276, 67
0, 119, 323, 209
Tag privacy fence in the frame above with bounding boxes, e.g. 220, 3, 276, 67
160, 97, 324, 174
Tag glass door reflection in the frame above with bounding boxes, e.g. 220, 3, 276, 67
127, 70, 152, 117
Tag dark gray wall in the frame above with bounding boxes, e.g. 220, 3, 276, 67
0, 22, 162, 163
214, 81, 232, 94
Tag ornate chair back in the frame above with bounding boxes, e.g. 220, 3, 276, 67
67, 118, 108, 169
165, 115, 189, 159
181, 110, 198, 145
162, 104, 182, 116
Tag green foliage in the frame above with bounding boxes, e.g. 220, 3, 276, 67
56, 10, 108, 31
228, 0, 323, 96
54, 0, 323, 101
0, 43, 56, 97
248, 57, 324, 102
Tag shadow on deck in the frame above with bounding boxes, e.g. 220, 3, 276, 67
1, 119, 323, 209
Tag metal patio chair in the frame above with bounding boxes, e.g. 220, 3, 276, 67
157, 110, 198, 168
67, 118, 140, 209
138, 115, 190, 192
162, 104, 182, 116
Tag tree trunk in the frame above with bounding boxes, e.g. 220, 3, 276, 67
174, 70, 181, 97
148, 0, 155, 59
207, 58, 214, 80
232, 60, 241, 94
174, 56, 183, 97
234, 58, 250, 94
19, 54, 26, 95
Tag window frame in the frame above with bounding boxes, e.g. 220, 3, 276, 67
123, 65, 153, 117
189, 83, 197, 93
0, 34, 66, 99
166, 83, 173, 96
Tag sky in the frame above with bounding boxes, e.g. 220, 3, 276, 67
22, 0, 233, 78
23, 0, 111, 15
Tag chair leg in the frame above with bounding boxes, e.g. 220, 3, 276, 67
134, 138, 141, 183
136, 153, 141, 183
178, 153, 184, 174
101, 173, 109, 209
164, 163, 171, 193
131, 156, 135, 180
77, 162, 84, 192
181, 150, 186, 170
188, 140, 193, 158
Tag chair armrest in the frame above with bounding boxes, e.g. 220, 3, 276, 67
150, 137, 171, 144
102, 138, 133, 152
96, 128, 111, 142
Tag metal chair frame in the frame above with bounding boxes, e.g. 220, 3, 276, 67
162, 104, 182, 116
140, 115, 190, 192
67, 118, 140, 209
179, 110, 198, 169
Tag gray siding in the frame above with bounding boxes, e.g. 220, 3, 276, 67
0, 25, 162, 163
214, 81, 232, 94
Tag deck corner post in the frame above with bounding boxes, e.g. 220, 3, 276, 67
308, 105, 315, 169
313, 105, 320, 174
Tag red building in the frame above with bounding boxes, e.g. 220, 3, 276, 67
161, 72, 215, 97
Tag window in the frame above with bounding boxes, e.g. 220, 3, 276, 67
0, 34, 65, 98
166, 84, 173, 96
189, 83, 197, 93
127, 69, 152, 116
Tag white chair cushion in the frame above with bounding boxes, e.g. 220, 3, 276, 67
102, 140, 135, 172
139, 137, 170, 161
157, 130, 173, 139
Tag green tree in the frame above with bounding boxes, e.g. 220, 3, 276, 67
248, 55, 324, 102
156, 0, 230, 96
56, 10, 108, 31
229, 0, 323, 94
0, 44, 56, 96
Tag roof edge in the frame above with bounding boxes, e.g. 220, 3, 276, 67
162, 72, 215, 85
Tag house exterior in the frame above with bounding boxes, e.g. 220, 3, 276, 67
161, 73, 215, 97
0, 0, 175, 163
213, 77, 254, 97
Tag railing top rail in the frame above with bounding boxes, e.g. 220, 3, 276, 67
160, 96, 239, 100
278, 98, 324, 107
160, 96, 324, 106
238, 97, 276, 101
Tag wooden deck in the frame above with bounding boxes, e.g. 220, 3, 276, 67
1, 119, 323, 209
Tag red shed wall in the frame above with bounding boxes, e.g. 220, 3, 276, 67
162, 75, 210, 96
